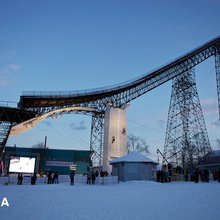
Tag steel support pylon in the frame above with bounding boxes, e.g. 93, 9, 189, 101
90, 113, 104, 167
163, 68, 212, 171
0, 121, 12, 159
215, 53, 220, 119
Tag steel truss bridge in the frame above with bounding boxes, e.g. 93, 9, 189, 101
1, 36, 220, 166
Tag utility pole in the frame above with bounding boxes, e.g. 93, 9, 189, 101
44, 136, 47, 149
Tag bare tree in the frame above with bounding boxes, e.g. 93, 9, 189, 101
127, 134, 150, 155
32, 142, 47, 149
216, 138, 220, 149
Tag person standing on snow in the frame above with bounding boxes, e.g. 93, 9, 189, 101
218, 168, 220, 183
31, 173, 37, 185
54, 172, 59, 184
70, 171, 75, 185
194, 168, 200, 183
91, 171, 96, 185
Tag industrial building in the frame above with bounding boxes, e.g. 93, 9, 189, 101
2, 146, 92, 175
199, 150, 220, 171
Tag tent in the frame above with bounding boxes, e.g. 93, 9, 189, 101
110, 151, 157, 182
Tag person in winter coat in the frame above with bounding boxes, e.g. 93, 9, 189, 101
218, 168, 220, 183
31, 173, 37, 185
17, 173, 23, 185
47, 171, 52, 184
54, 172, 59, 184
91, 171, 96, 185
95, 170, 99, 177
70, 171, 75, 185
204, 169, 209, 183
87, 170, 92, 184
194, 169, 200, 183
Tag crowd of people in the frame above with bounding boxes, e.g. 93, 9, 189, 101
86, 170, 98, 185
16, 169, 110, 186
15, 166, 220, 186
17, 173, 37, 185
157, 163, 220, 184
185, 168, 220, 183
156, 163, 172, 183
46, 171, 59, 184
212, 169, 220, 181
46, 169, 111, 186
85, 169, 109, 185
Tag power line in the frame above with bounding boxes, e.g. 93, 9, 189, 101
127, 118, 164, 134
53, 118, 89, 148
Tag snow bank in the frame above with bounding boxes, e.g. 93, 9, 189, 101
0, 181, 219, 220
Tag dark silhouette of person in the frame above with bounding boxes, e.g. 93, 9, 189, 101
104, 171, 109, 177
100, 171, 104, 177
31, 173, 37, 185
91, 171, 96, 185
205, 169, 209, 183
112, 136, 115, 143
95, 170, 99, 177
87, 170, 92, 184
17, 174, 20, 185
17, 173, 21, 185
54, 172, 59, 184
156, 170, 161, 182
51, 172, 55, 184
218, 168, 220, 183
212, 170, 217, 181
47, 171, 52, 184
70, 171, 75, 185
194, 169, 200, 183
17, 173, 23, 185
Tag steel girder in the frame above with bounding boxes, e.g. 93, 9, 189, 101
0, 107, 37, 159
0, 121, 12, 159
19, 37, 220, 112
0, 107, 37, 122
215, 53, 220, 119
163, 68, 212, 171
110, 45, 218, 107
82, 41, 219, 110
90, 113, 104, 167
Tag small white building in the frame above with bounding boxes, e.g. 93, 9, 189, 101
110, 151, 157, 182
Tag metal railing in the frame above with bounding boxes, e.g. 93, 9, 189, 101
0, 101, 18, 108
21, 36, 220, 99
0, 175, 119, 185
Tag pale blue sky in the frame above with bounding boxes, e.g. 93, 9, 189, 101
0, 0, 220, 160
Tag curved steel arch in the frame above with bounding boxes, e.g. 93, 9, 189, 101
10, 106, 97, 135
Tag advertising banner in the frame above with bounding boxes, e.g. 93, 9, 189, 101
46, 161, 74, 167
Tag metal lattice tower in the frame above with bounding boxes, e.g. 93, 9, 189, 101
90, 113, 104, 167
163, 68, 212, 171
215, 53, 220, 119
0, 121, 12, 159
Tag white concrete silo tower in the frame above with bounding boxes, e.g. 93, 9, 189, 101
103, 107, 128, 173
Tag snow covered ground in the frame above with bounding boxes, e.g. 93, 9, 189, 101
0, 180, 219, 220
